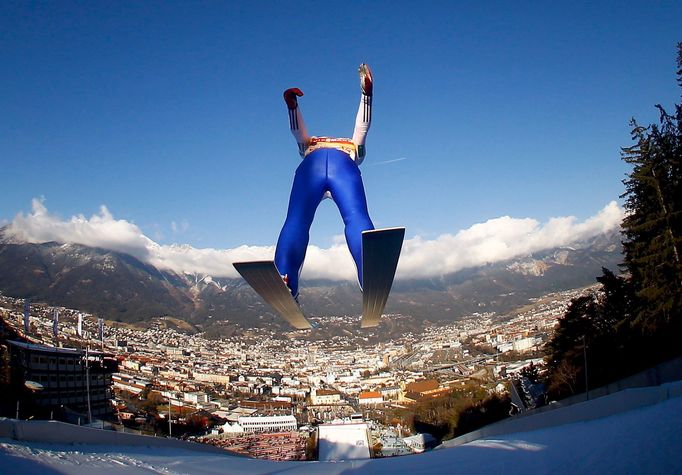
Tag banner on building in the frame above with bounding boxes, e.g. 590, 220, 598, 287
53, 309, 59, 339
77, 313, 83, 337
23, 300, 29, 334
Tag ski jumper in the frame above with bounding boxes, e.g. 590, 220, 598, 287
275, 78, 374, 298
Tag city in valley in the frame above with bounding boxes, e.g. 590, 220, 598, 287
0, 286, 592, 461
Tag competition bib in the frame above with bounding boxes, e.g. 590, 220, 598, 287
304, 136, 357, 160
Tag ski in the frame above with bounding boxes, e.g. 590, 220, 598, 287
233, 261, 312, 330
361, 227, 405, 328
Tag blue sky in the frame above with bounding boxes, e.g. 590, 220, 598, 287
2, 1, 681, 252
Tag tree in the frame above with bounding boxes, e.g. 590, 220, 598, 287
140, 390, 164, 415
551, 359, 580, 396
520, 362, 540, 384
544, 269, 634, 398
544, 45, 682, 400
452, 394, 511, 438
544, 293, 596, 397
620, 43, 682, 339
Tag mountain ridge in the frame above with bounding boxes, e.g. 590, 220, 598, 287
0, 228, 623, 328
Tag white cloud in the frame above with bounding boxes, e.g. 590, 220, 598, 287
7, 199, 154, 263
5, 199, 624, 280
397, 201, 623, 278
171, 220, 189, 234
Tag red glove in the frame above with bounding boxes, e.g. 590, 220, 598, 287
359, 64, 373, 96
283, 88, 304, 110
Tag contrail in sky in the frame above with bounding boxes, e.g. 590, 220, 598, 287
366, 157, 408, 167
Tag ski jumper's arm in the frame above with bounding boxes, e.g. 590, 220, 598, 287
352, 63, 373, 165
284, 88, 310, 158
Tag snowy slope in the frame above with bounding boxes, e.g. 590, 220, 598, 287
1, 392, 681, 474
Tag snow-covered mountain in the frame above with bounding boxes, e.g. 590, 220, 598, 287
0, 228, 622, 328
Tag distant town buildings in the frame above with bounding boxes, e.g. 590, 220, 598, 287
112, 373, 150, 394
0, 285, 592, 460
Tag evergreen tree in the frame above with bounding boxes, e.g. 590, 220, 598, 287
545, 45, 682, 400
519, 362, 540, 384
620, 43, 682, 347
544, 292, 597, 396
544, 269, 634, 398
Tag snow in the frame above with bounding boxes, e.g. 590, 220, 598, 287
1, 393, 681, 474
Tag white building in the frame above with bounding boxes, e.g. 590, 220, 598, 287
402, 433, 437, 453
193, 372, 231, 384
497, 342, 514, 353
379, 386, 401, 400
358, 391, 383, 405
121, 360, 141, 371
183, 392, 209, 404
112, 374, 150, 394
512, 337, 538, 352
281, 376, 300, 386
237, 415, 298, 433
221, 422, 245, 434
312, 388, 342, 405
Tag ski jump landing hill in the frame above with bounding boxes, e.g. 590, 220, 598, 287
443, 355, 682, 448
1, 379, 681, 473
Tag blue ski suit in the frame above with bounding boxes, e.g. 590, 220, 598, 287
275, 146, 374, 297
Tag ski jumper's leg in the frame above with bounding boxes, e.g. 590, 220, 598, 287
352, 64, 373, 165
275, 151, 327, 298
327, 149, 375, 288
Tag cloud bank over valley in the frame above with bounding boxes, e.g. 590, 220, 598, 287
4, 199, 624, 280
